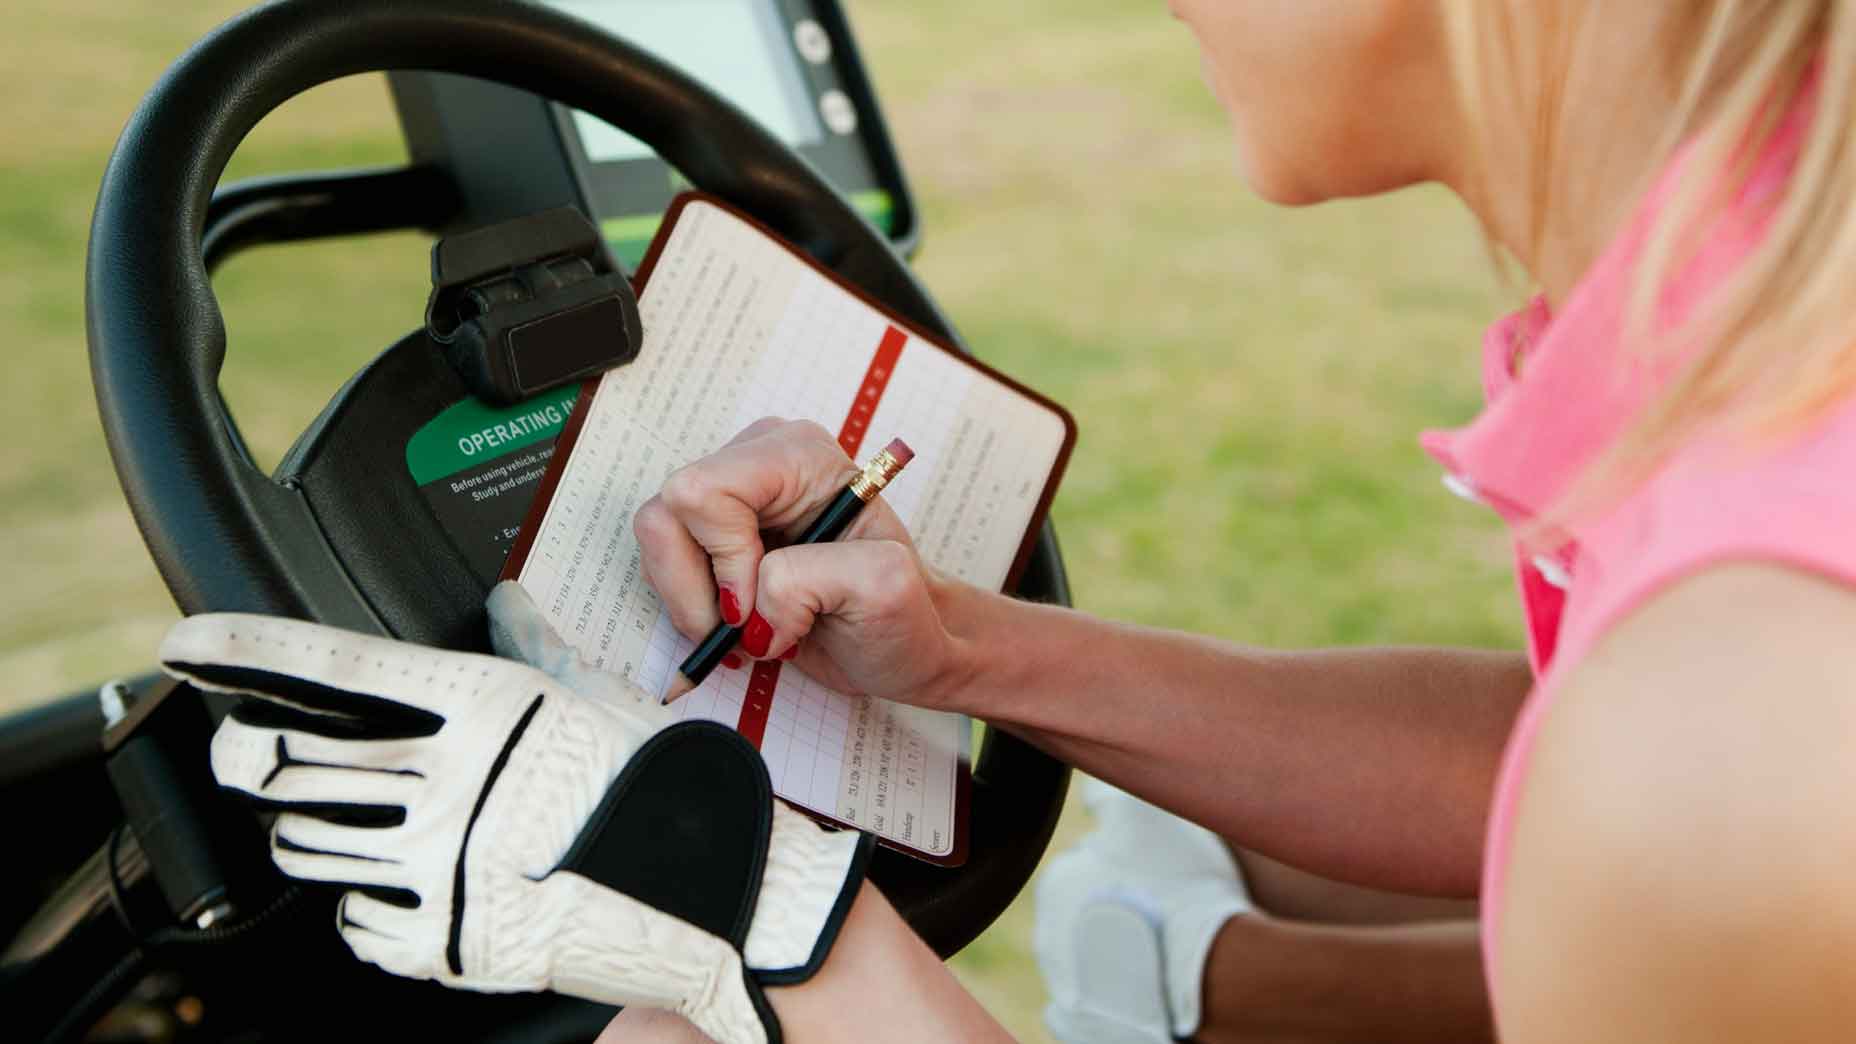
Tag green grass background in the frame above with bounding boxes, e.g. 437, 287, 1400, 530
0, 1, 1522, 1037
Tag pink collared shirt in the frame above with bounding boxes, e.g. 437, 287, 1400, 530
1419, 89, 1856, 1002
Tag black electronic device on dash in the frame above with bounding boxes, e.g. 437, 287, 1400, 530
388, 0, 917, 270
425, 207, 644, 405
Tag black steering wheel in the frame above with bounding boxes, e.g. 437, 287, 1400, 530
86, 0, 1068, 968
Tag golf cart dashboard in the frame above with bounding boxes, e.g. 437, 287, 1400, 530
389, 0, 915, 268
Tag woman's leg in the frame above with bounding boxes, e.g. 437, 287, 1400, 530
599, 882, 1012, 1044
765, 882, 1011, 1043
1231, 847, 1477, 925
1195, 915, 1492, 1044
1184, 844, 1488, 1043
1034, 785, 1490, 1043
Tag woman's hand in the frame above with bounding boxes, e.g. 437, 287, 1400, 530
634, 417, 969, 707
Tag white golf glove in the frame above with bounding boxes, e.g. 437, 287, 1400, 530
161, 581, 873, 1044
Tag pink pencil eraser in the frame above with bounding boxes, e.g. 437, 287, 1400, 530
884, 437, 914, 467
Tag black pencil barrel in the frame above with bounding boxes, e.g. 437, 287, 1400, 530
793, 486, 866, 545
678, 620, 746, 685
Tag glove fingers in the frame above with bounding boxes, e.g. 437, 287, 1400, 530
271, 814, 408, 888
212, 715, 427, 806
341, 925, 427, 980
162, 613, 535, 732
225, 696, 393, 741
248, 763, 422, 817
338, 894, 429, 979
337, 891, 420, 939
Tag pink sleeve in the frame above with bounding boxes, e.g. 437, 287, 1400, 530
1557, 396, 1856, 667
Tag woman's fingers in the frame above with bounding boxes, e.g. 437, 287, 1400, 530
637, 419, 858, 639
751, 539, 924, 661
634, 494, 725, 638
720, 415, 788, 449
656, 461, 769, 626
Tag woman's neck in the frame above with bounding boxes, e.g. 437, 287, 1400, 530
1444, 7, 1684, 309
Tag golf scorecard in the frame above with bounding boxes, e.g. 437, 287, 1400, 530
503, 194, 1074, 864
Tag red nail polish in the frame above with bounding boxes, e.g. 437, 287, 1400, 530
722, 653, 744, 670
741, 611, 774, 658
718, 587, 743, 627
777, 643, 799, 662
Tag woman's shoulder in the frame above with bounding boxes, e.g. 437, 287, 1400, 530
1495, 550, 1856, 1040
1559, 391, 1856, 670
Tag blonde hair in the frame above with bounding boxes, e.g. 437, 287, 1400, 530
1444, 1, 1856, 528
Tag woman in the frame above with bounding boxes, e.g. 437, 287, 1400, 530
190, 1, 1856, 1040
614, 1, 1856, 1037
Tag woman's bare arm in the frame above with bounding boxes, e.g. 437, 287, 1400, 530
1499, 564, 1856, 1042
936, 583, 1532, 896
635, 419, 1531, 898
1234, 847, 1479, 924
1199, 915, 1492, 1044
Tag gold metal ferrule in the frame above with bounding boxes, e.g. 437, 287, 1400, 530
848, 448, 906, 501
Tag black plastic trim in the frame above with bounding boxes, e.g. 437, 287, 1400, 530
204, 165, 459, 275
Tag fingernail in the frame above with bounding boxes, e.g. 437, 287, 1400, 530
741, 611, 774, 658
777, 643, 799, 662
719, 587, 744, 627
723, 653, 744, 670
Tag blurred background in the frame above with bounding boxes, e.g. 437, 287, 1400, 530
0, 0, 1519, 1038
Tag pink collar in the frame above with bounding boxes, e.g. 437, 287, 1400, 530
1420, 91, 1811, 546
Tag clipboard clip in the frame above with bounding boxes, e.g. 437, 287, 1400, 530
425, 207, 644, 406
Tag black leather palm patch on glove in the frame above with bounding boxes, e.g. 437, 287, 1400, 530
562, 722, 773, 953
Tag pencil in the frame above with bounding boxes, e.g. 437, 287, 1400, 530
662, 437, 916, 705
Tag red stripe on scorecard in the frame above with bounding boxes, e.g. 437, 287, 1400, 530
837, 325, 907, 458
734, 324, 909, 746
737, 661, 780, 748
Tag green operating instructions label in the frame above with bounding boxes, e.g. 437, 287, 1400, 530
406, 385, 580, 582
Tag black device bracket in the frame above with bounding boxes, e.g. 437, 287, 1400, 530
425, 206, 643, 406
101, 676, 267, 930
